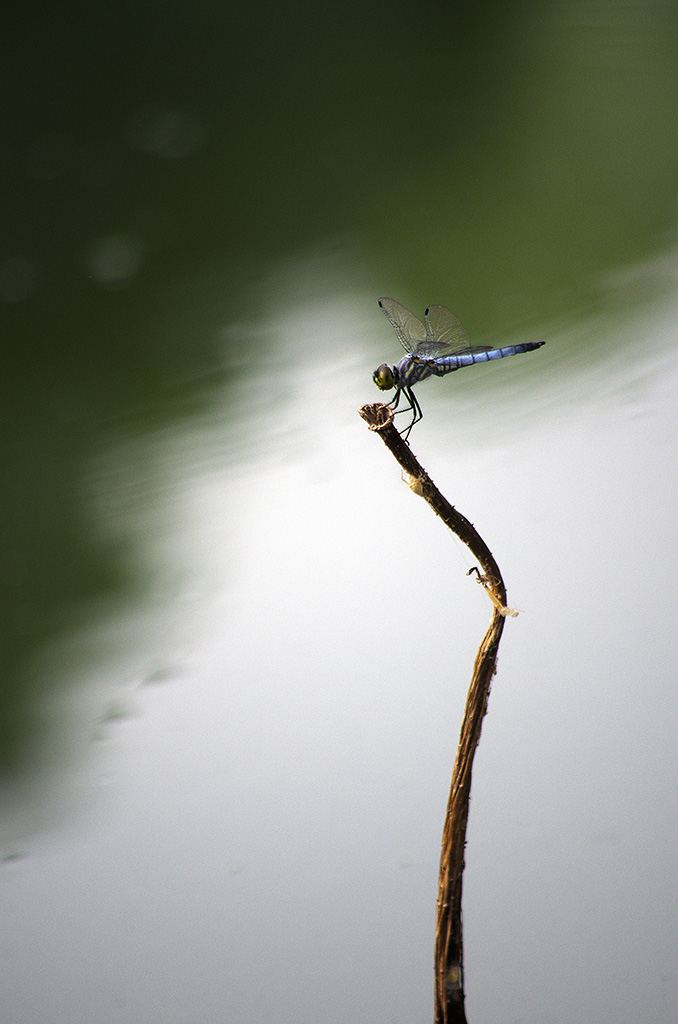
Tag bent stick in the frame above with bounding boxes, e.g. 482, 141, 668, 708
359, 403, 509, 1024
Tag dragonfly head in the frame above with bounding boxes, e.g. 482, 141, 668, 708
373, 363, 395, 392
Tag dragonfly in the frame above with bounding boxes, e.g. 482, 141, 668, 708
373, 297, 545, 440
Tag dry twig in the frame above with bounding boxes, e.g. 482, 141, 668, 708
359, 402, 511, 1024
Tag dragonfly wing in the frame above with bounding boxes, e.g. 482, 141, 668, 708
421, 304, 474, 356
379, 297, 427, 353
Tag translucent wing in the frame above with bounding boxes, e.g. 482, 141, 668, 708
424, 305, 469, 351
378, 297, 426, 354
421, 304, 493, 357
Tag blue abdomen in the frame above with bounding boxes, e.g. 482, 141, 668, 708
434, 341, 544, 374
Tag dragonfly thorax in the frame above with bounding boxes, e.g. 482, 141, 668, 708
373, 363, 398, 392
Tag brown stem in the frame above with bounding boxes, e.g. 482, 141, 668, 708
359, 403, 509, 1024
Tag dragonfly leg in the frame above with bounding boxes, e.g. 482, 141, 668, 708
388, 387, 403, 412
399, 387, 422, 441
385, 386, 422, 441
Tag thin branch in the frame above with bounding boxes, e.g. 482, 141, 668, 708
359, 402, 511, 1024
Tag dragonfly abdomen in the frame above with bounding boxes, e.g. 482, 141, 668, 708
434, 341, 545, 374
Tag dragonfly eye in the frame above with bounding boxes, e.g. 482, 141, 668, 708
373, 364, 395, 391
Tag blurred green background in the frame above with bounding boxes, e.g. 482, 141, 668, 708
4, 0, 678, 771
